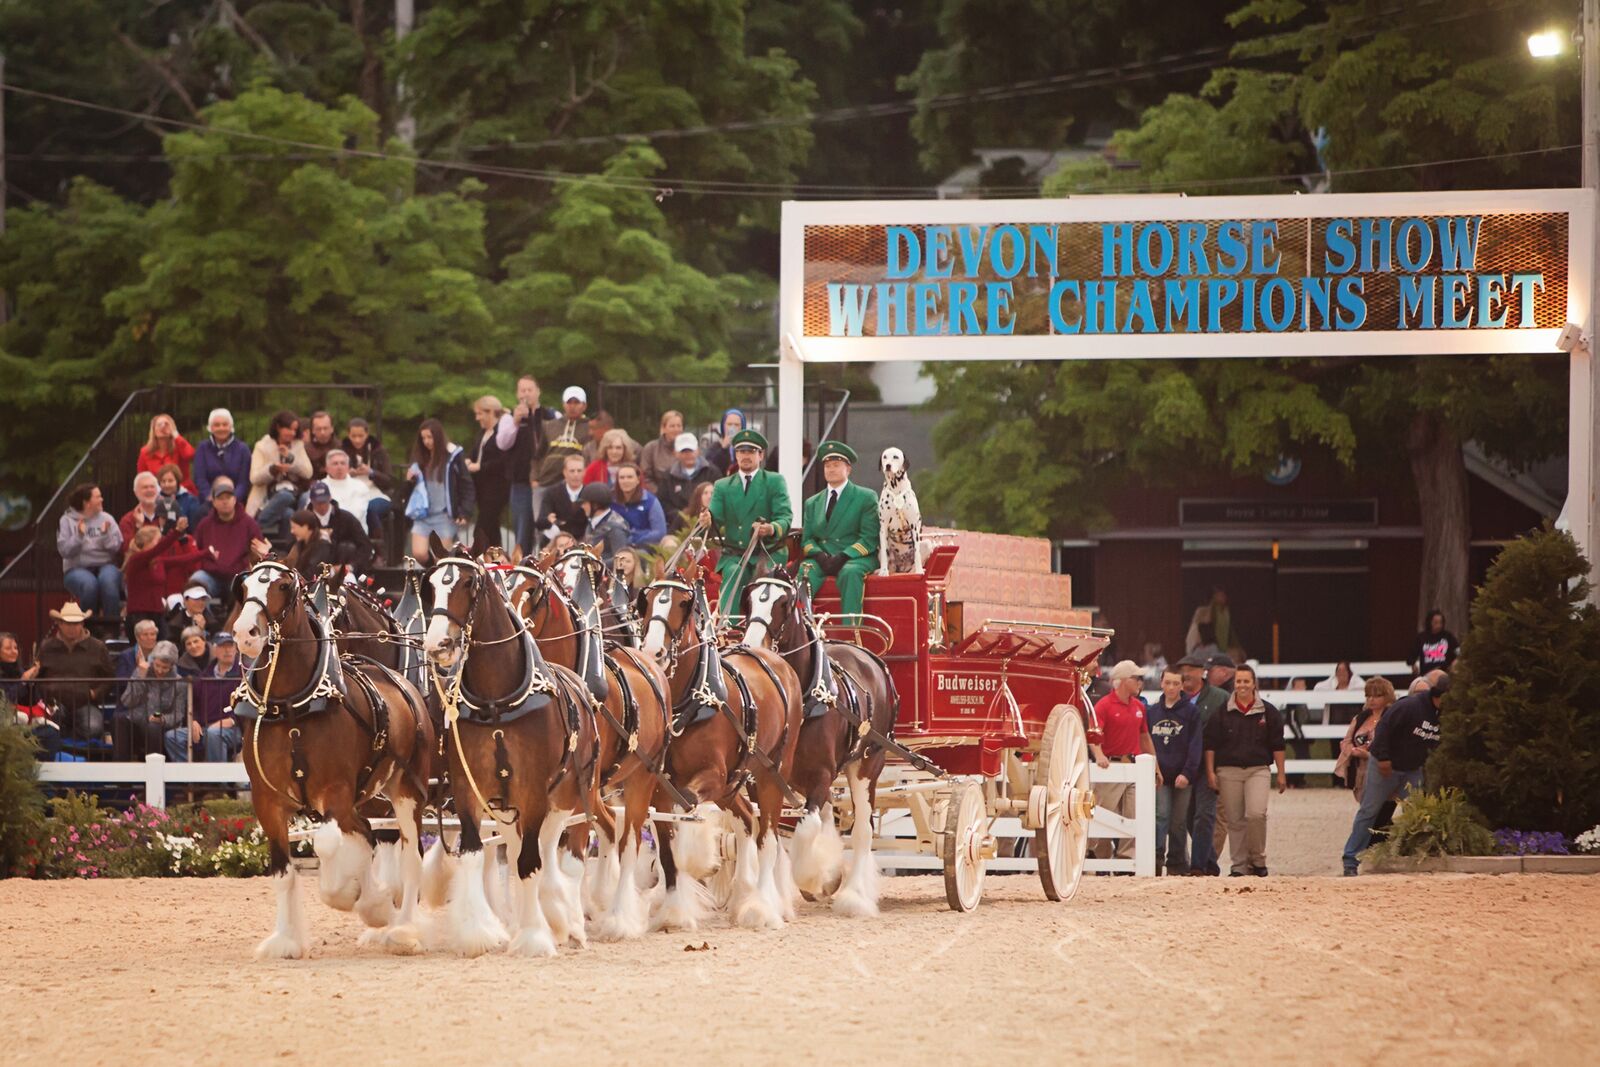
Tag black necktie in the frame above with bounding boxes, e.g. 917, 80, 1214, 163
743, 475, 751, 494
825, 489, 838, 520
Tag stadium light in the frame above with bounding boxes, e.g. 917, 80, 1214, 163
1527, 29, 1565, 57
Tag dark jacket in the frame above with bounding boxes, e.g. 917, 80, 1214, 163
407, 446, 477, 523
661, 459, 718, 521
544, 482, 588, 540
35, 633, 114, 710
191, 435, 252, 502
1148, 695, 1203, 782
503, 406, 555, 485
193, 659, 245, 728
1370, 691, 1442, 772
1203, 695, 1285, 769
1411, 629, 1459, 673
583, 509, 631, 564
285, 537, 335, 582
341, 434, 397, 496
312, 502, 374, 573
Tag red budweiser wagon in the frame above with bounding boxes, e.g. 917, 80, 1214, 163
812, 539, 1110, 912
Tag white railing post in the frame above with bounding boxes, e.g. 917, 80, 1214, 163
144, 753, 167, 810
1133, 753, 1156, 876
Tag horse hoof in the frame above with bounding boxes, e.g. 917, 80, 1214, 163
455, 922, 508, 958
254, 933, 308, 960
383, 925, 423, 955
832, 888, 879, 918
507, 929, 558, 959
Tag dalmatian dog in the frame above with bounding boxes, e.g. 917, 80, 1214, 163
878, 447, 924, 576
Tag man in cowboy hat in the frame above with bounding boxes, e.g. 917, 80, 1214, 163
797, 440, 878, 620
704, 428, 792, 618
29, 601, 115, 742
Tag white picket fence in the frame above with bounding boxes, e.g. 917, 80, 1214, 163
37, 754, 249, 808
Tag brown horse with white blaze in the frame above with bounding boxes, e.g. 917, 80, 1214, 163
228, 560, 437, 959
743, 573, 898, 916
507, 548, 674, 941
639, 557, 803, 930
422, 537, 600, 958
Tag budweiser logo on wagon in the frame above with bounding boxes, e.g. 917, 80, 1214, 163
935, 671, 1000, 709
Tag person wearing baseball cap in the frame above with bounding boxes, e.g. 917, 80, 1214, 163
1091, 659, 1162, 866
1177, 650, 1230, 875
704, 428, 791, 617
188, 475, 266, 601
660, 431, 717, 524
306, 480, 375, 574
535, 386, 591, 503
797, 441, 878, 620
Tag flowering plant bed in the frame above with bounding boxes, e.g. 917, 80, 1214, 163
1494, 829, 1570, 856
15, 792, 268, 879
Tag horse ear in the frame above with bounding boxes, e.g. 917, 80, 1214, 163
427, 531, 447, 562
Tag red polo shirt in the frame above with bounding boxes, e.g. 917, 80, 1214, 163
1093, 690, 1147, 757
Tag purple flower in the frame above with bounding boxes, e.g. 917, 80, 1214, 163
1494, 828, 1571, 855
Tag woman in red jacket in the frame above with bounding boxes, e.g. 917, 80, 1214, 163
136, 413, 197, 492
122, 518, 203, 640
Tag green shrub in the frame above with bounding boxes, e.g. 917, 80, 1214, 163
21, 791, 265, 879
1360, 788, 1496, 862
0, 712, 46, 877
1429, 527, 1600, 836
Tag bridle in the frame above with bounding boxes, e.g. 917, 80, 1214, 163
642, 577, 698, 675
236, 560, 302, 633
743, 574, 796, 648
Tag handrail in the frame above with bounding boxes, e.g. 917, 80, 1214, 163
0, 387, 158, 585
800, 387, 851, 483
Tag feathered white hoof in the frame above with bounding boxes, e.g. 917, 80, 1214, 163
382, 924, 423, 955
651, 881, 707, 932
453, 916, 508, 958
507, 928, 558, 959
790, 810, 844, 898
832, 885, 879, 918
254, 932, 308, 960
594, 897, 650, 942
355, 884, 396, 929
420, 840, 455, 908
674, 804, 724, 880
734, 891, 785, 931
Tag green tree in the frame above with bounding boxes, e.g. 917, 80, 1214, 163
1430, 528, 1600, 837
923, 0, 1578, 629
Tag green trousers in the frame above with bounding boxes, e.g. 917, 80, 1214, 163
798, 555, 873, 617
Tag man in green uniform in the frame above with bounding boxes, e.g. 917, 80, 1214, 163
704, 429, 791, 618
797, 440, 878, 620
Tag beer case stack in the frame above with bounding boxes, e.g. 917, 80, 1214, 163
922, 527, 1089, 637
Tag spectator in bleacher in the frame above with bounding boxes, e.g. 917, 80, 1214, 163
678, 481, 717, 540
1409, 609, 1460, 676
303, 411, 339, 483
30, 603, 115, 744
1341, 671, 1446, 876
1177, 652, 1228, 877
1149, 665, 1202, 876
505, 375, 554, 557
2, 632, 31, 706
115, 639, 184, 760
176, 625, 213, 677
122, 519, 193, 640
704, 408, 745, 476
189, 477, 266, 600
660, 433, 718, 527
537, 386, 590, 487
549, 531, 577, 555
58, 483, 125, 627
304, 483, 374, 574
248, 410, 312, 546
1186, 586, 1235, 655
119, 471, 169, 545
613, 462, 667, 549
320, 451, 374, 529
1204, 663, 1286, 877
578, 483, 630, 565
405, 418, 475, 559
540, 453, 589, 546
192, 408, 251, 504
583, 410, 620, 464
284, 509, 335, 581
170, 632, 244, 762
156, 463, 205, 527
115, 619, 160, 685
466, 395, 512, 557
168, 584, 221, 640
1091, 660, 1160, 865
614, 546, 649, 593
584, 428, 636, 486
638, 410, 685, 493
135, 413, 196, 493
1315, 659, 1363, 693
342, 418, 396, 538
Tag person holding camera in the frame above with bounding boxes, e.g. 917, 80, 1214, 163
247, 410, 312, 548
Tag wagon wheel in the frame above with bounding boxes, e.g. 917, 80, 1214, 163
941, 780, 986, 912
1035, 704, 1091, 902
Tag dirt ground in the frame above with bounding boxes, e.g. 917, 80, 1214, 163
4, 847, 1597, 1066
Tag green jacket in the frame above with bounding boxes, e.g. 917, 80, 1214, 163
708, 468, 792, 551
801, 481, 878, 561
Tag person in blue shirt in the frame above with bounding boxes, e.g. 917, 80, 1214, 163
612, 461, 667, 549
1148, 665, 1203, 875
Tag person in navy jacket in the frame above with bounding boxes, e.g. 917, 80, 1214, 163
1148, 666, 1203, 875
612, 462, 667, 549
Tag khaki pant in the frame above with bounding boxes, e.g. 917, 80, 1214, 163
1214, 788, 1230, 859
1092, 778, 1135, 860
1215, 765, 1270, 873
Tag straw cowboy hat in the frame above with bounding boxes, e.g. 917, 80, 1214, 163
49, 601, 93, 623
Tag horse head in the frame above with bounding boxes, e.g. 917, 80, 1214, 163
422, 548, 488, 669
228, 560, 303, 660
640, 571, 700, 669
742, 574, 799, 651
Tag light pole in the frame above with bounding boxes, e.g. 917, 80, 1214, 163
1533, 0, 1600, 602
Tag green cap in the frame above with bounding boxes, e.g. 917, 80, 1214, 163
815, 440, 857, 465
730, 429, 768, 452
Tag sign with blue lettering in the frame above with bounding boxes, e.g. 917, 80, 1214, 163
780, 190, 1591, 362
